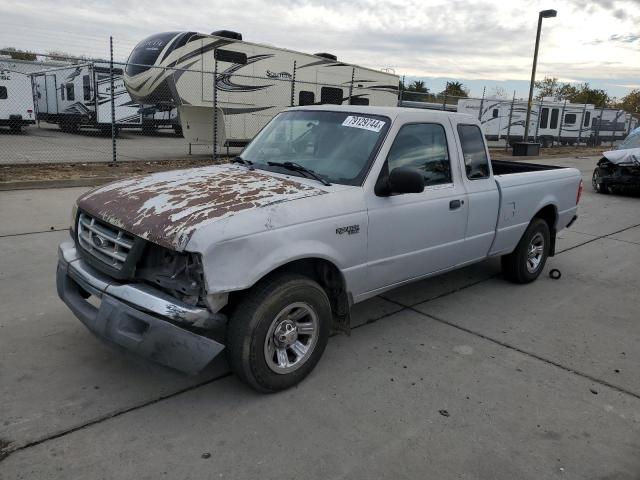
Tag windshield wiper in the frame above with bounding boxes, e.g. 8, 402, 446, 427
231, 156, 254, 170
267, 161, 331, 186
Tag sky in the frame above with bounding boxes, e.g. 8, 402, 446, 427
0, 0, 638, 99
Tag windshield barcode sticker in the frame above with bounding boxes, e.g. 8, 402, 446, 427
341, 116, 385, 132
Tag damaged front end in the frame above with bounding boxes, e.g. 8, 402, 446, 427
592, 156, 640, 193
57, 211, 226, 374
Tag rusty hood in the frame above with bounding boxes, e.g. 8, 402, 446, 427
77, 164, 326, 250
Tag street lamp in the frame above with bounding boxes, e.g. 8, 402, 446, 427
523, 9, 557, 145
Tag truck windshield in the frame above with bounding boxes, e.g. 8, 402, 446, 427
241, 110, 390, 186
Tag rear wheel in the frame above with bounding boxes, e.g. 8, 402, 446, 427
226, 273, 331, 392
502, 218, 550, 284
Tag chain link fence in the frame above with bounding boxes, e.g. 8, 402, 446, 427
1, 37, 638, 166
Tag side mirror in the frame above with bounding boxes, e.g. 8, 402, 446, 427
388, 167, 424, 194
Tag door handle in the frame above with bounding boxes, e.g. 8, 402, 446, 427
449, 199, 464, 210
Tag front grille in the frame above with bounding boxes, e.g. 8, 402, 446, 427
77, 212, 135, 270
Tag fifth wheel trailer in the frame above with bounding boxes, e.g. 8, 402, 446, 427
0, 69, 35, 131
124, 30, 399, 147
33, 63, 142, 132
457, 98, 595, 147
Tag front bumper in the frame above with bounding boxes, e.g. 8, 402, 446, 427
56, 241, 224, 374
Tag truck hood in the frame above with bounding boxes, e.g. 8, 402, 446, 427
77, 164, 326, 250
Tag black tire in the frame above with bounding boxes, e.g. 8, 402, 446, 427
226, 273, 332, 392
501, 218, 551, 284
592, 168, 609, 194
540, 137, 550, 148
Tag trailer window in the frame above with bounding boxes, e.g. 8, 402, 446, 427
492, 108, 498, 118
550, 108, 559, 129
83, 75, 91, 101
584, 111, 591, 127
0, 86, 6, 99
564, 113, 576, 125
66, 83, 75, 101
350, 97, 370, 106
60, 85, 65, 100
540, 108, 549, 128
458, 124, 490, 180
299, 91, 314, 106
320, 87, 343, 105
387, 123, 451, 186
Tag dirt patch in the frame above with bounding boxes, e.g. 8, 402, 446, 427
0, 146, 606, 185
489, 146, 605, 160
1, 158, 229, 184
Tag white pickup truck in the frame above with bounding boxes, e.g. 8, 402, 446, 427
57, 106, 582, 392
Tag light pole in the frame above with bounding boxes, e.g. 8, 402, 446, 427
523, 9, 557, 143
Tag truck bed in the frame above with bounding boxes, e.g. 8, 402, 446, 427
491, 160, 562, 176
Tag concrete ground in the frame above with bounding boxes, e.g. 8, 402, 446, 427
0, 123, 213, 164
0, 156, 639, 479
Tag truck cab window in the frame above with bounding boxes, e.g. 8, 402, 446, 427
320, 87, 343, 105
564, 113, 576, 125
83, 75, 91, 101
540, 108, 549, 128
386, 123, 451, 186
0, 86, 7, 99
458, 124, 490, 179
66, 83, 75, 101
298, 91, 314, 106
550, 108, 559, 129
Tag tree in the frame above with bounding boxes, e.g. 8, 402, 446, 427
616, 89, 640, 114
442, 81, 469, 98
409, 80, 428, 93
1, 47, 37, 61
534, 77, 560, 100
489, 86, 508, 99
534, 76, 611, 107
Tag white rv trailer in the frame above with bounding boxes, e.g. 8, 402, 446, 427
0, 69, 35, 131
33, 63, 142, 132
591, 108, 636, 143
457, 98, 595, 147
124, 30, 399, 147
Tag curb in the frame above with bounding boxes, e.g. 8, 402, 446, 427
0, 177, 115, 191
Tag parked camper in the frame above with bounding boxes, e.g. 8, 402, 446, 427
457, 98, 595, 147
124, 30, 399, 147
0, 69, 35, 132
591, 108, 635, 144
33, 63, 141, 132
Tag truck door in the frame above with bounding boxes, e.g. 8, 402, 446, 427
366, 121, 469, 292
451, 121, 500, 263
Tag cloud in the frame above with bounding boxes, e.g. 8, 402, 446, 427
0, 0, 638, 97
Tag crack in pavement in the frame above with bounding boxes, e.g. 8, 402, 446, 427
2, 221, 640, 462
0, 228, 68, 238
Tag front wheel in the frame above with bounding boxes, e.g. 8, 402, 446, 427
592, 168, 609, 194
501, 218, 550, 284
226, 273, 331, 392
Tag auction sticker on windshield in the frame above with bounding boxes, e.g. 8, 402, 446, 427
341, 116, 386, 132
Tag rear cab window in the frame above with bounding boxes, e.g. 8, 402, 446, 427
457, 124, 490, 179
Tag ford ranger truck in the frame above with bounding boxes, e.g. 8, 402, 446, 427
57, 106, 582, 392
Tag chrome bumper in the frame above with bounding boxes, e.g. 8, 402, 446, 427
56, 241, 224, 374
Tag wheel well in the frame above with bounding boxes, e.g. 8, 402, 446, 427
533, 205, 558, 256
228, 258, 351, 333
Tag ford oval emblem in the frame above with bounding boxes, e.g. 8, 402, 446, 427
92, 235, 107, 248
